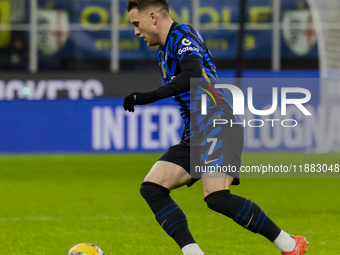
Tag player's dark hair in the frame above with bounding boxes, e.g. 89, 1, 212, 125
127, 0, 169, 13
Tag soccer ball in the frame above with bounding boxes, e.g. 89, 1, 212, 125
67, 243, 104, 255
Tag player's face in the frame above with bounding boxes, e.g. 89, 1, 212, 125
129, 8, 160, 47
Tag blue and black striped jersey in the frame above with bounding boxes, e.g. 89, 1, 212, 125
157, 22, 232, 140
157, 22, 230, 140
157, 22, 219, 84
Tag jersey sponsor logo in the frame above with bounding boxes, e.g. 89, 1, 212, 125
178, 46, 200, 55
182, 38, 192, 46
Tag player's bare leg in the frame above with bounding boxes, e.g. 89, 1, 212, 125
202, 172, 308, 254
140, 161, 205, 255
144, 161, 191, 190
202, 172, 234, 197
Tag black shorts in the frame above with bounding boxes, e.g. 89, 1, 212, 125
158, 125, 244, 187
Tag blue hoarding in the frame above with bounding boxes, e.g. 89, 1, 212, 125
2, 71, 338, 154
0, 98, 183, 153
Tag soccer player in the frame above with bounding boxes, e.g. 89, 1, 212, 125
123, 0, 308, 254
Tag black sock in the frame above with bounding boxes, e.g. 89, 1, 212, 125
205, 189, 281, 242
140, 182, 196, 248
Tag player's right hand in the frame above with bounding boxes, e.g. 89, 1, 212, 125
124, 91, 160, 112
123, 92, 137, 112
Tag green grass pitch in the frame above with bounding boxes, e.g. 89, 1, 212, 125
0, 153, 339, 255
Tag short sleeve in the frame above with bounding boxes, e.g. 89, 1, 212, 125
173, 29, 204, 65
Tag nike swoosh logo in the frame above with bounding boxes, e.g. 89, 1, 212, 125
204, 159, 218, 165
161, 220, 167, 228
245, 214, 254, 228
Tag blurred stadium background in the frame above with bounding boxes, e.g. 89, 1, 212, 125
0, 0, 340, 254
0, 0, 319, 72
